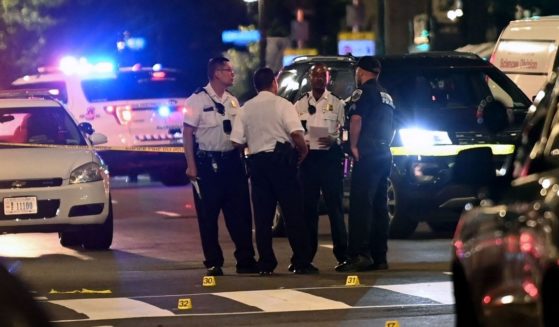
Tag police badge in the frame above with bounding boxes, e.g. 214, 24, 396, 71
350, 89, 362, 102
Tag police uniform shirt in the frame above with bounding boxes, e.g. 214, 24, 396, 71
294, 90, 345, 149
183, 83, 241, 151
230, 91, 303, 154
348, 79, 395, 154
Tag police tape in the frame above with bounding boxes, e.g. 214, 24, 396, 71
0, 142, 185, 153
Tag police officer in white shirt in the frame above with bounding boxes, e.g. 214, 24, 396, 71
183, 56, 257, 276
231, 67, 318, 275
294, 63, 347, 267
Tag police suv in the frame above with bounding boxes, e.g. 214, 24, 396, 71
11, 58, 189, 185
277, 53, 532, 238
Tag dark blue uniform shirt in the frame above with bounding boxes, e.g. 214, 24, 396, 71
348, 79, 395, 157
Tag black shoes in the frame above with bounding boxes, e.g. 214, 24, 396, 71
335, 258, 389, 272
287, 264, 295, 272
236, 264, 260, 274
259, 270, 274, 276
370, 262, 389, 270
293, 263, 319, 275
206, 266, 224, 276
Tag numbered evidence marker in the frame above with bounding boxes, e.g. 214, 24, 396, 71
177, 298, 192, 310
385, 321, 400, 327
345, 275, 360, 286
202, 276, 217, 287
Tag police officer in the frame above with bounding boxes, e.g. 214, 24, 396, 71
294, 63, 347, 267
335, 56, 395, 272
231, 67, 318, 275
183, 56, 257, 276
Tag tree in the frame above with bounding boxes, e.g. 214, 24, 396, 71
0, 0, 64, 87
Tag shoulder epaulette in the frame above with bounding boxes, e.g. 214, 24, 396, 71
330, 93, 342, 101
194, 87, 206, 94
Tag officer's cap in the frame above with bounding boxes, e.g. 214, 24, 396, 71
357, 56, 381, 73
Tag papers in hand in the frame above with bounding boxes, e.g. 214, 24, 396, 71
308, 126, 329, 150
192, 180, 202, 199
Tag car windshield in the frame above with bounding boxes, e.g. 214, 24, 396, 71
278, 62, 356, 102
10, 82, 68, 103
0, 107, 86, 146
80, 71, 188, 102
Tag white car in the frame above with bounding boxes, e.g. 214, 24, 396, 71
12, 58, 189, 186
0, 97, 113, 250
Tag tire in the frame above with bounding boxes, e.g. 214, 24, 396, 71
271, 204, 286, 237
452, 260, 482, 327
387, 176, 418, 239
82, 201, 114, 250
59, 230, 83, 248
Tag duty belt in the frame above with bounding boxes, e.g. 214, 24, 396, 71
196, 149, 238, 159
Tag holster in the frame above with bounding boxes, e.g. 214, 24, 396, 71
273, 141, 298, 167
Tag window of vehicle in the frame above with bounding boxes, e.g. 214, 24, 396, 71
81, 71, 189, 102
0, 107, 86, 146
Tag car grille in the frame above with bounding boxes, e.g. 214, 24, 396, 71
0, 178, 63, 189
0, 199, 60, 220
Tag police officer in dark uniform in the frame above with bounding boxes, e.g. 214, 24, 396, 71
183, 56, 257, 276
231, 67, 318, 275
335, 56, 395, 272
294, 63, 347, 267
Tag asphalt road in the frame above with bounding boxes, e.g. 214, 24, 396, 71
0, 177, 456, 326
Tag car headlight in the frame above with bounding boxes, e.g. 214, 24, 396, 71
69, 162, 103, 184
399, 128, 452, 147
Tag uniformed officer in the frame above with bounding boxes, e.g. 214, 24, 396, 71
335, 56, 395, 272
294, 63, 347, 267
231, 67, 318, 275
183, 56, 257, 276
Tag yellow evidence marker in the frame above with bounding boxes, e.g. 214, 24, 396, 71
385, 321, 400, 327
202, 276, 217, 287
177, 298, 192, 310
345, 275, 360, 286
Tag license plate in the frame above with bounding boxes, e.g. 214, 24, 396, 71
3, 197, 38, 215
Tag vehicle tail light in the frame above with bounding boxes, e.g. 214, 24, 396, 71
104, 105, 132, 124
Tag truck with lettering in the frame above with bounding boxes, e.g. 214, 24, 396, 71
491, 16, 559, 100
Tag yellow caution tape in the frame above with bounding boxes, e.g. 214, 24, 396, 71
0, 142, 184, 153
390, 144, 515, 157
49, 288, 112, 294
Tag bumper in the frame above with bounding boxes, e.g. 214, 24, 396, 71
0, 180, 109, 233
97, 150, 186, 176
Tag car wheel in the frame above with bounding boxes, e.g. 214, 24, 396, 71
387, 177, 418, 239
58, 230, 83, 248
82, 201, 114, 250
271, 204, 286, 237
156, 169, 189, 187
452, 260, 482, 327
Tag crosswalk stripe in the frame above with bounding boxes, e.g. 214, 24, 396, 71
375, 281, 454, 305
49, 298, 174, 320
214, 289, 352, 312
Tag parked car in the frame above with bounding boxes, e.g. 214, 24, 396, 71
0, 95, 113, 249
452, 72, 559, 327
11, 59, 189, 186
276, 53, 532, 238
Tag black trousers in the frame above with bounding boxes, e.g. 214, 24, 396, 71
301, 146, 347, 263
248, 152, 312, 271
347, 148, 392, 263
193, 150, 256, 269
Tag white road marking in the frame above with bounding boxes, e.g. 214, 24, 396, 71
50, 298, 173, 320
214, 289, 351, 312
155, 211, 181, 217
375, 281, 454, 304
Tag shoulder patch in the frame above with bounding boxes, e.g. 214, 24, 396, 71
350, 89, 363, 102
194, 87, 205, 94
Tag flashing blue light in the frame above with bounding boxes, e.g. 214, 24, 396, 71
158, 105, 171, 117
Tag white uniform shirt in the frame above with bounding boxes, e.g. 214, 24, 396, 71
183, 83, 241, 151
294, 89, 345, 149
230, 91, 304, 154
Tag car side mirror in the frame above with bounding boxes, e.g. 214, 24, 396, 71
89, 132, 107, 145
78, 122, 95, 135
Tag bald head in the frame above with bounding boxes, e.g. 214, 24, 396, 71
309, 63, 329, 93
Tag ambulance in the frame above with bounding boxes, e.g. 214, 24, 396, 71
491, 16, 559, 99
11, 57, 189, 186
